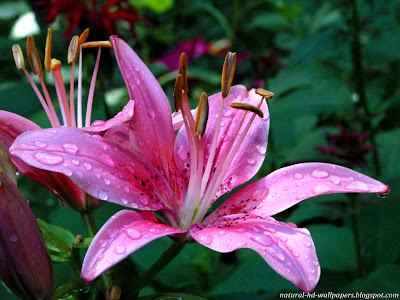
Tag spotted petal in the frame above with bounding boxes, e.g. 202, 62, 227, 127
81, 210, 186, 282
190, 214, 319, 292
207, 163, 390, 221
10, 127, 175, 211
175, 85, 269, 198
0, 111, 86, 211
82, 100, 134, 133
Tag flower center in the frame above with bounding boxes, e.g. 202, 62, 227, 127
12, 28, 112, 128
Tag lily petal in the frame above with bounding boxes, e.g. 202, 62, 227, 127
81, 210, 186, 282
0, 111, 86, 210
190, 214, 319, 292
175, 86, 269, 196
10, 127, 175, 211
82, 99, 134, 133
207, 163, 390, 220
103, 123, 131, 147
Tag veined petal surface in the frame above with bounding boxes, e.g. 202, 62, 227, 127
207, 163, 390, 221
190, 214, 319, 292
10, 127, 175, 211
81, 210, 186, 282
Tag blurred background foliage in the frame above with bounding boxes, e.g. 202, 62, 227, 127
0, 0, 400, 299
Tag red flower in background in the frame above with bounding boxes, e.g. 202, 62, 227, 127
316, 124, 375, 165
34, 0, 143, 39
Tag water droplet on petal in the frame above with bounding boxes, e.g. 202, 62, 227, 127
121, 199, 128, 205
98, 191, 109, 200
177, 146, 188, 161
63, 143, 79, 155
330, 177, 341, 185
312, 184, 331, 194
305, 241, 312, 247
115, 245, 126, 254
251, 187, 269, 200
71, 159, 80, 166
150, 228, 161, 234
293, 173, 303, 180
223, 109, 232, 117
104, 178, 111, 185
126, 228, 141, 239
91, 120, 106, 127
256, 145, 267, 155
34, 152, 64, 165
139, 195, 149, 205
251, 235, 274, 247
99, 239, 109, 248
279, 236, 288, 242
311, 169, 329, 179
35, 141, 47, 148
124, 186, 130, 193
247, 158, 256, 165
292, 251, 300, 257
62, 169, 72, 176
199, 234, 213, 245
345, 181, 369, 192
83, 162, 92, 170
297, 193, 308, 200
272, 252, 286, 262
9, 232, 18, 242
217, 230, 226, 237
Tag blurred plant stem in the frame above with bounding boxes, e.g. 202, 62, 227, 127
347, 194, 364, 277
348, 0, 381, 177
132, 242, 186, 295
81, 211, 113, 290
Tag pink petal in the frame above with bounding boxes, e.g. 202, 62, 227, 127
207, 163, 390, 220
82, 100, 134, 133
174, 86, 269, 197
0, 111, 86, 210
10, 127, 175, 211
172, 111, 185, 131
190, 214, 319, 292
81, 210, 186, 282
103, 123, 131, 147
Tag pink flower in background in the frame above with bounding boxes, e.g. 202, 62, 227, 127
316, 124, 374, 165
10, 37, 390, 292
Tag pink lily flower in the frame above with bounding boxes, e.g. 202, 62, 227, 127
0, 30, 134, 211
10, 36, 390, 292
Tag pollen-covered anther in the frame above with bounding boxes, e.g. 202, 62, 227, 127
44, 28, 52, 73
195, 92, 209, 136
12, 44, 25, 70
50, 58, 61, 70
79, 28, 90, 45
179, 52, 188, 93
230, 102, 264, 118
26, 35, 43, 76
221, 51, 237, 98
81, 41, 113, 48
173, 74, 184, 112
256, 88, 274, 99
67, 35, 80, 64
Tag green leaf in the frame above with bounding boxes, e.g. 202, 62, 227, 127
246, 13, 287, 31
131, 0, 174, 13
139, 293, 208, 300
307, 225, 356, 271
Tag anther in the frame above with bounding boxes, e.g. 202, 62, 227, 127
12, 44, 25, 70
79, 28, 90, 45
45, 28, 52, 73
179, 52, 188, 93
67, 35, 79, 64
26, 35, 43, 76
221, 51, 237, 98
50, 58, 61, 70
230, 102, 264, 118
81, 41, 113, 48
173, 74, 183, 112
256, 88, 274, 99
195, 92, 209, 136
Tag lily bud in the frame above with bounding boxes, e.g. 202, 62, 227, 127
0, 172, 55, 299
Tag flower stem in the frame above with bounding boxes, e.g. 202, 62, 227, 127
348, 194, 364, 277
80, 211, 113, 289
348, 0, 381, 177
133, 242, 186, 295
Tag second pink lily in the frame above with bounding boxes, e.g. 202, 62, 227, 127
10, 36, 389, 292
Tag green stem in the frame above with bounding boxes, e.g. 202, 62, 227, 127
348, 0, 381, 176
133, 242, 186, 295
80, 211, 113, 289
348, 194, 364, 277
55, 279, 86, 299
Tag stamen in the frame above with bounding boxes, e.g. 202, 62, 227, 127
85, 47, 102, 127
12, 44, 25, 70
67, 35, 79, 64
77, 29, 90, 128
26, 36, 43, 76
221, 52, 236, 98
81, 41, 112, 48
44, 28, 52, 73
194, 92, 209, 136
256, 88, 274, 99
173, 74, 183, 112
178, 53, 188, 93
79, 28, 90, 45
230, 102, 264, 118
51, 59, 71, 126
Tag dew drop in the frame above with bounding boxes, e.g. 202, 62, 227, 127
62, 169, 72, 176
126, 228, 141, 239
71, 159, 80, 166
217, 230, 226, 237
279, 236, 288, 242
84, 163, 92, 170
177, 146, 188, 161
147, 110, 156, 119
246, 158, 256, 165
345, 181, 369, 192
297, 193, 308, 200
121, 199, 128, 205
223, 109, 232, 117
305, 241, 312, 247
293, 173, 303, 180
63, 143, 79, 155
104, 178, 111, 185
98, 191, 109, 200
115, 245, 126, 254
107, 228, 119, 239
99, 239, 109, 248
124, 186, 130, 193
34, 152, 64, 165
311, 169, 329, 179
292, 251, 300, 257
150, 228, 161, 234
312, 184, 331, 194
256, 145, 267, 155
139, 195, 149, 205
9, 232, 18, 242
272, 252, 286, 262
91, 120, 106, 127
330, 177, 341, 185
251, 187, 269, 200
35, 141, 47, 148
199, 234, 213, 245
251, 235, 274, 247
